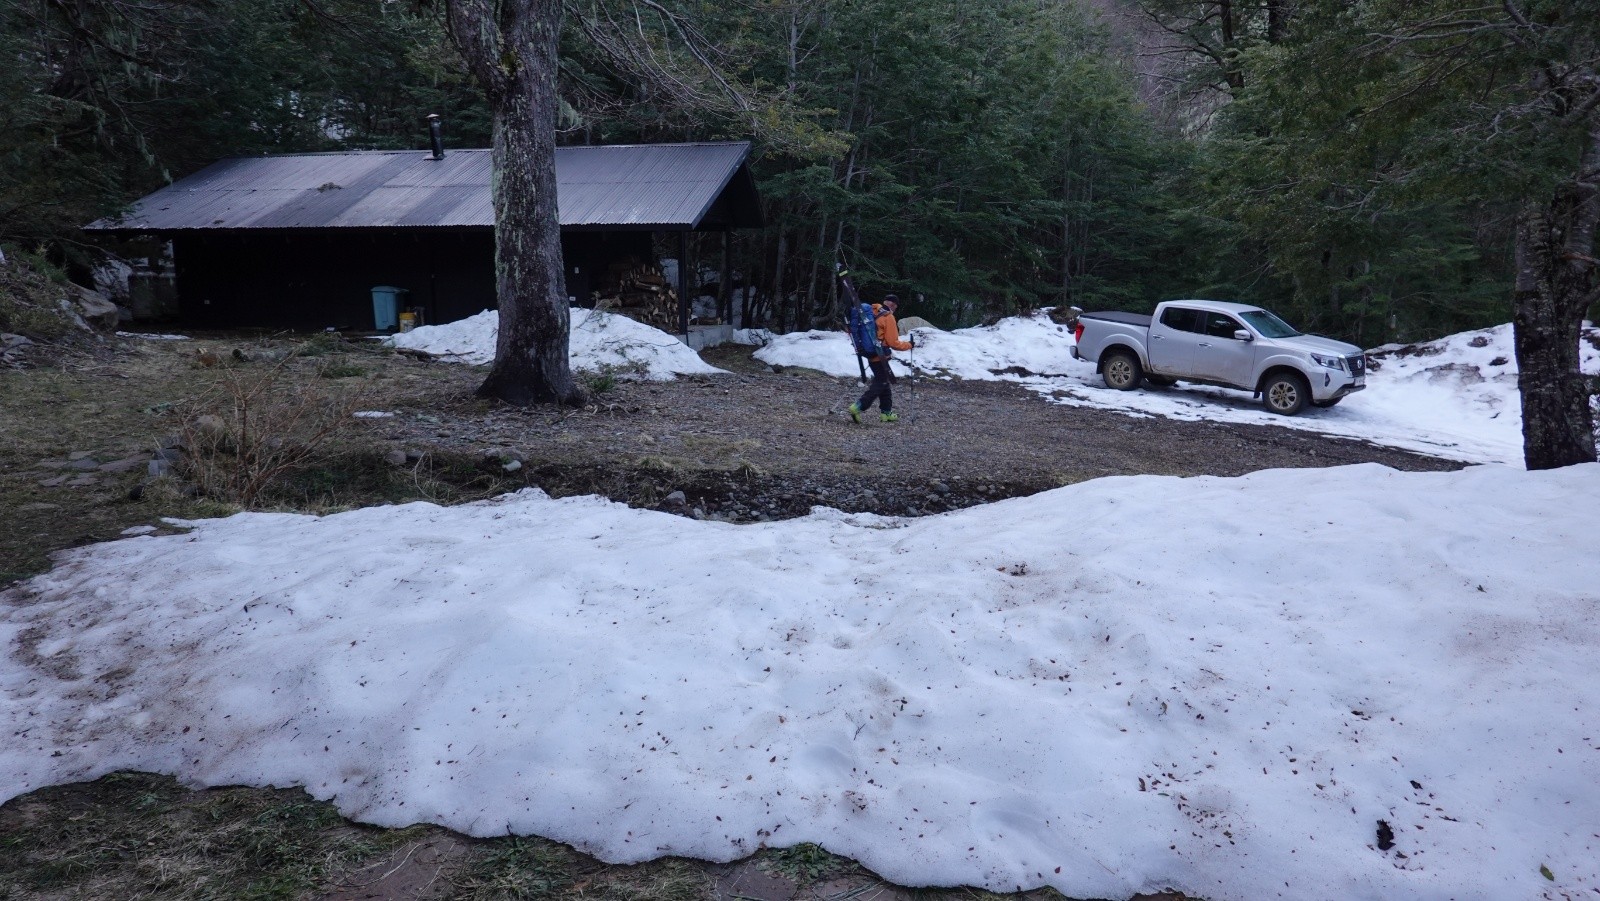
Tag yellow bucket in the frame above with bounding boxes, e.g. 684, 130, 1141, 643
398, 311, 417, 333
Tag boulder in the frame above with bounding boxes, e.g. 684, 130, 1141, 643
71, 284, 120, 331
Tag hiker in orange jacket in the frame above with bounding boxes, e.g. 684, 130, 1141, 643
849, 295, 914, 423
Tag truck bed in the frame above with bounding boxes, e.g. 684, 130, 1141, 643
1079, 310, 1152, 327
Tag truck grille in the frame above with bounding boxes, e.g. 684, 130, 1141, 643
1348, 355, 1366, 376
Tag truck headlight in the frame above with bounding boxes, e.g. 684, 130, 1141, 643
1310, 353, 1346, 371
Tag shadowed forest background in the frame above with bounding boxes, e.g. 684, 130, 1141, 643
3, 0, 1591, 347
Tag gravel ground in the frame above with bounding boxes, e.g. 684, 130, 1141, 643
374, 343, 1464, 521
0, 335, 1463, 581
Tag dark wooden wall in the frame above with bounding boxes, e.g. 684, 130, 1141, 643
171, 228, 653, 330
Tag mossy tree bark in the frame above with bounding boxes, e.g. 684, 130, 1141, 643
443, 0, 585, 406
1513, 122, 1600, 470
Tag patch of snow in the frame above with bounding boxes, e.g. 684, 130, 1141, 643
730, 328, 773, 347
352, 411, 396, 419
116, 332, 190, 341
756, 312, 1600, 467
385, 308, 725, 380
3, 464, 1599, 900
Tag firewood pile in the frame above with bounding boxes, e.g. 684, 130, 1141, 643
592, 258, 681, 331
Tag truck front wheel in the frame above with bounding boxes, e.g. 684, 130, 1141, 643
1262, 372, 1309, 415
1102, 351, 1144, 391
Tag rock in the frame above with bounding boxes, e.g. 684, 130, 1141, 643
68, 451, 94, 460
154, 447, 184, 463
148, 458, 174, 478
2, 333, 34, 349
663, 490, 688, 508
384, 449, 409, 466
404, 449, 426, 463
930, 480, 950, 495
70, 284, 120, 331
37, 475, 69, 488
502, 459, 523, 472
99, 455, 149, 473
67, 458, 100, 471
66, 475, 100, 487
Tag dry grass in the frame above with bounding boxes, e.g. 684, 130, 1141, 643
176, 354, 370, 508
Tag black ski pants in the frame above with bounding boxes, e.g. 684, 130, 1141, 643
856, 358, 896, 413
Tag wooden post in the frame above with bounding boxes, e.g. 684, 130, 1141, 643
719, 230, 732, 325
678, 231, 690, 339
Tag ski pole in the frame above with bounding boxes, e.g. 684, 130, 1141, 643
905, 340, 916, 423
837, 263, 868, 385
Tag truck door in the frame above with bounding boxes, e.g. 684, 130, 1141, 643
1148, 305, 1203, 373
1192, 311, 1257, 386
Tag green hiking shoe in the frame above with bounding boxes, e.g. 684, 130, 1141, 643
847, 403, 862, 423
880, 412, 899, 423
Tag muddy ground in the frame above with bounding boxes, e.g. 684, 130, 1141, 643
0, 332, 1464, 901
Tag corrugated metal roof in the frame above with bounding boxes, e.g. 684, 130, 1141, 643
87, 142, 759, 233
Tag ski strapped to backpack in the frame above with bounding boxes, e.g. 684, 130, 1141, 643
837, 264, 883, 359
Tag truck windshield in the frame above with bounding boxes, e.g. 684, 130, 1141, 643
1240, 310, 1301, 338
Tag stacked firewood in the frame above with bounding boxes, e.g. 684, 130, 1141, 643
592, 258, 679, 330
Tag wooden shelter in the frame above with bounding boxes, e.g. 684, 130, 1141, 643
86, 142, 762, 334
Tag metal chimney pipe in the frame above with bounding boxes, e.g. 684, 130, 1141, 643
426, 114, 444, 160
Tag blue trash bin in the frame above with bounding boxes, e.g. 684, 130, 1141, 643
371, 286, 408, 331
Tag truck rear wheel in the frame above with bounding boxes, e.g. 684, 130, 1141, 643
1263, 372, 1309, 415
1102, 351, 1144, 391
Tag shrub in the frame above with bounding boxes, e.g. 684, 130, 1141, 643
176, 356, 366, 508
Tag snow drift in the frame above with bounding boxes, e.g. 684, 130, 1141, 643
4, 463, 1598, 900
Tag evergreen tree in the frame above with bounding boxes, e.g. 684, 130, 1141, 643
1203, 0, 1596, 468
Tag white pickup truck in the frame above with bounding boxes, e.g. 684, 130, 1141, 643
1068, 299, 1366, 415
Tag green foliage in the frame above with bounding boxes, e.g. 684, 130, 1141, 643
0, 0, 489, 266
1177, 0, 1581, 344
655, 0, 1204, 329
0, 247, 83, 340
585, 367, 620, 394
6, 0, 1574, 353
459, 837, 575, 899
763, 842, 842, 882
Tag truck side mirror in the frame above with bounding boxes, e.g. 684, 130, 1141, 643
1233, 329, 1252, 341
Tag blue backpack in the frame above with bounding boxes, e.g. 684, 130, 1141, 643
847, 302, 883, 358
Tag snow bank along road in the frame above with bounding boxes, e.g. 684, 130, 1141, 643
3, 463, 1598, 900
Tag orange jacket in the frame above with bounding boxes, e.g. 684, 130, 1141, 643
870, 305, 913, 360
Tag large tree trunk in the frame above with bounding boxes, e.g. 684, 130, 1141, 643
445, 0, 583, 406
1512, 158, 1600, 469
